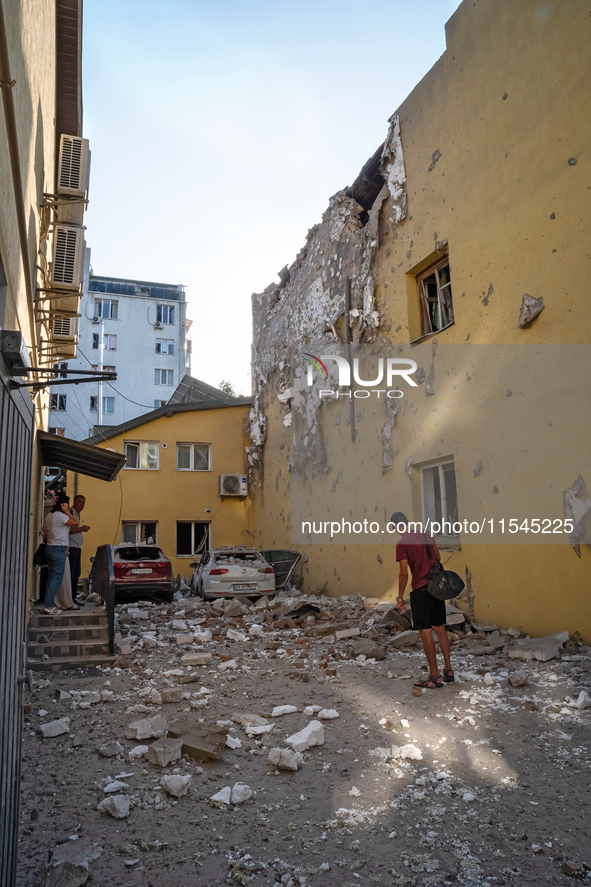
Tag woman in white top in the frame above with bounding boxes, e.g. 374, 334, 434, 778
43, 493, 80, 614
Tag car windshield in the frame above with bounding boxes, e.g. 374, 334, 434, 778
214, 552, 263, 565
116, 547, 163, 561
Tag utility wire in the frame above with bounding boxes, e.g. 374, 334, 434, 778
77, 345, 157, 409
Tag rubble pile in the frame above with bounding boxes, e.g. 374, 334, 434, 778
18, 590, 591, 886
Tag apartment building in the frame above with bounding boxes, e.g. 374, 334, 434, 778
49, 272, 192, 438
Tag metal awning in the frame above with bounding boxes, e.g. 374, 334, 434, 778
37, 431, 126, 482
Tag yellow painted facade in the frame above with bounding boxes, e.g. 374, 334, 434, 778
71, 404, 254, 580
249, 0, 591, 642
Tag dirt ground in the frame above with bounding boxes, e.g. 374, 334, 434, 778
17, 595, 591, 887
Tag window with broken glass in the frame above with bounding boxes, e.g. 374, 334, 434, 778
124, 441, 159, 470
122, 521, 158, 544
177, 521, 210, 557
417, 258, 453, 337
421, 458, 460, 537
176, 443, 210, 471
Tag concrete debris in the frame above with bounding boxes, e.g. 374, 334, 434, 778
508, 671, 529, 688
392, 744, 423, 761
389, 630, 419, 648
210, 783, 253, 805
128, 745, 149, 760
231, 712, 268, 729
40, 843, 101, 887
211, 785, 232, 805
285, 720, 325, 753
271, 705, 298, 717
335, 627, 361, 640
268, 748, 304, 771
227, 628, 247, 642
97, 740, 124, 758
317, 708, 339, 719
147, 737, 183, 767
39, 717, 70, 738
518, 292, 544, 328
225, 735, 242, 749
304, 705, 322, 716
576, 690, 591, 710
102, 780, 128, 793
167, 724, 228, 761
175, 634, 194, 646
160, 774, 191, 797
352, 639, 386, 660
125, 715, 167, 741
161, 687, 183, 704
97, 795, 130, 819
506, 636, 563, 662
181, 652, 212, 666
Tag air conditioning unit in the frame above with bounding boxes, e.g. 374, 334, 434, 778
51, 315, 79, 342
51, 225, 86, 289
219, 474, 248, 497
155, 322, 162, 329
57, 135, 91, 197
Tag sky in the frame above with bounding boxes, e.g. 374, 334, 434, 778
82, 0, 461, 395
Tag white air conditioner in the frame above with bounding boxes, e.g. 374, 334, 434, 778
51, 225, 86, 289
57, 135, 91, 197
51, 315, 79, 342
219, 474, 248, 497
155, 322, 162, 329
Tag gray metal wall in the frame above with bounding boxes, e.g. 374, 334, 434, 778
0, 371, 34, 886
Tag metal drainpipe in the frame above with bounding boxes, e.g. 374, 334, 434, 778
0, 0, 38, 365
344, 277, 357, 442
97, 319, 104, 426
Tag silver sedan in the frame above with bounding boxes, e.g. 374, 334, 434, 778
190, 546, 276, 600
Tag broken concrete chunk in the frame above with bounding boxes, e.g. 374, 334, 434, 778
245, 724, 274, 737
271, 705, 298, 717
159, 774, 190, 798
171, 620, 187, 631
181, 652, 212, 666
389, 630, 419, 649
97, 740, 124, 758
125, 714, 167, 741
304, 705, 322, 716
392, 744, 423, 761
161, 687, 183, 704
318, 709, 339, 720
218, 659, 237, 671
167, 725, 228, 761
224, 599, 247, 618
285, 720, 325, 753
231, 712, 268, 729
39, 717, 70, 738
268, 747, 304, 771
54, 689, 72, 701
41, 842, 102, 887
227, 628, 246, 642
225, 735, 242, 749
576, 690, 591, 710
148, 688, 162, 705
230, 782, 253, 805
128, 745, 149, 760
211, 786, 232, 805
175, 634, 194, 646
249, 624, 265, 637
507, 637, 562, 662
100, 689, 114, 702
352, 639, 386, 660
508, 671, 529, 688
97, 795, 130, 819
518, 292, 544, 328
103, 780, 128, 793
335, 627, 361, 641
147, 737, 183, 768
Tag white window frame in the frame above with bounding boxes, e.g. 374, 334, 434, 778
154, 399, 167, 409
96, 298, 118, 320
104, 334, 117, 351
50, 393, 67, 410
155, 338, 174, 355
90, 395, 98, 412
414, 257, 454, 341
124, 440, 160, 470
155, 368, 174, 385
420, 456, 460, 546
176, 442, 211, 472
102, 396, 115, 414
156, 304, 175, 325
176, 521, 210, 557
121, 520, 158, 545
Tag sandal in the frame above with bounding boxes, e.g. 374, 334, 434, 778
43, 607, 61, 615
444, 668, 455, 683
414, 675, 443, 689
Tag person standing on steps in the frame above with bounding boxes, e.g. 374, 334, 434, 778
392, 511, 454, 689
43, 493, 80, 615
68, 494, 90, 605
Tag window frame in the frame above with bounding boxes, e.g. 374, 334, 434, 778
124, 440, 160, 470
121, 520, 159, 545
95, 298, 118, 320
156, 304, 175, 325
50, 393, 67, 411
104, 334, 117, 351
155, 368, 174, 386
415, 257, 454, 341
176, 442, 211, 472
420, 456, 461, 549
155, 338, 174, 355
102, 396, 115, 414
90, 395, 98, 412
176, 520, 210, 557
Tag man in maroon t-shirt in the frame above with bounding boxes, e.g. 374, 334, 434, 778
392, 512, 454, 689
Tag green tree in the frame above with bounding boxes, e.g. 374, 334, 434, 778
219, 379, 237, 396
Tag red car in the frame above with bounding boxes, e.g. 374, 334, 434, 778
111, 543, 174, 603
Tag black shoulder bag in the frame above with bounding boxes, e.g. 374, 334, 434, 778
422, 533, 465, 601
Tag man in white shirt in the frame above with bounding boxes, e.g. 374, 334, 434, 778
69, 495, 90, 605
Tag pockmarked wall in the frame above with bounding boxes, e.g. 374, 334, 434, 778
248, 0, 591, 642
71, 405, 253, 580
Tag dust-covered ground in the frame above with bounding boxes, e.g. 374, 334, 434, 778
18, 593, 591, 886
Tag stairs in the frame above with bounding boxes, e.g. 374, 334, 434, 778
27, 606, 118, 671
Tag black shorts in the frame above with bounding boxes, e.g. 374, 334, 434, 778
410, 585, 446, 631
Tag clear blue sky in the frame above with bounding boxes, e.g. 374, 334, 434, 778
82, 0, 461, 394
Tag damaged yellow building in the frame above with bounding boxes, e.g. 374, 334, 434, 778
249, 0, 591, 641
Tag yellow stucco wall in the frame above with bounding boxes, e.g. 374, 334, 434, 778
69, 406, 254, 580
249, 0, 591, 642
